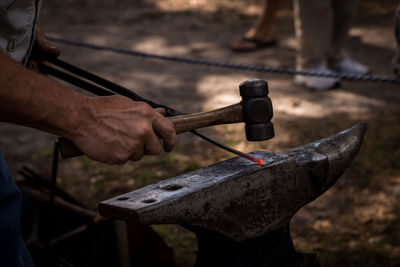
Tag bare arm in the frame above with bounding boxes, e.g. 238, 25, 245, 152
0, 49, 86, 139
0, 50, 177, 164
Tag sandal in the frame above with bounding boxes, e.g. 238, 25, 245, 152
231, 38, 277, 52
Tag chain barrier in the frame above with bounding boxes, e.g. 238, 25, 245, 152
48, 37, 400, 85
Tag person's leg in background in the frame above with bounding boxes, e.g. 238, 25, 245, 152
294, 0, 332, 69
0, 151, 34, 266
231, 0, 280, 52
293, 0, 340, 90
329, 0, 369, 74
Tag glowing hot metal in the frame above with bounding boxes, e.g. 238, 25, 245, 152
234, 151, 264, 166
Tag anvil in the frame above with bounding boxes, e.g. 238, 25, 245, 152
99, 123, 366, 266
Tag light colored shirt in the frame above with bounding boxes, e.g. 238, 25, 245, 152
0, 0, 41, 65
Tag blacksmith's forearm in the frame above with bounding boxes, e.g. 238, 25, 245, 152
0, 50, 88, 139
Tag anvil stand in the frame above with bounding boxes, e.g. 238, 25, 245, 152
185, 225, 320, 267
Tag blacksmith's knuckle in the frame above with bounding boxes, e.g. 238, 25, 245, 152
130, 142, 141, 153
130, 153, 143, 161
137, 102, 152, 115
137, 127, 151, 138
166, 125, 176, 136
116, 154, 129, 165
149, 144, 162, 155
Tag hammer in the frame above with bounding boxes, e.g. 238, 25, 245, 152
58, 79, 274, 158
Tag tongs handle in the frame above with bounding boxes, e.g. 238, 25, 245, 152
41, 58, 182, 159
57, 138, 83, 158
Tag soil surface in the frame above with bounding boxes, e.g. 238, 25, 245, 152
1, 0, 399, 266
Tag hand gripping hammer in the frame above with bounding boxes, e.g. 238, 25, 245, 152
58, 79, 274, 158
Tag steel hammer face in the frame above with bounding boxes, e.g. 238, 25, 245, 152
98, 123, 366, 242
239, 79, 274, 141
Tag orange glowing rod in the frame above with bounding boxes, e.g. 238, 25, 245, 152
194, 131, 264, 166
234, 150, 264, 166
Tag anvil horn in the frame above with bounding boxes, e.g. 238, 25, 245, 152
99, 123, 366, 241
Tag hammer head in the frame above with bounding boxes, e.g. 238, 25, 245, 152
239, 79, 274, 141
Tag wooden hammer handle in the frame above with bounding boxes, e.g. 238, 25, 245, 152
170, 103, 243, 133
58, 103, 243, 159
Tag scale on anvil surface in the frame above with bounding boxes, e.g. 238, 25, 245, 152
98, 123, 366, 267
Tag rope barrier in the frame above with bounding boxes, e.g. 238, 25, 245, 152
48, 37, 400, 85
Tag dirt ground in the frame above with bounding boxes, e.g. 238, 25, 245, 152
1, 0, 400, 266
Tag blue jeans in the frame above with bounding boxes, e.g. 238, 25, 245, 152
0, 151, 34, 266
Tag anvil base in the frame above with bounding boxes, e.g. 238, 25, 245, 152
187, 224, 320, 267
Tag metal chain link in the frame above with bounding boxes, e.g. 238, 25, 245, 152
48, 37, 400, 85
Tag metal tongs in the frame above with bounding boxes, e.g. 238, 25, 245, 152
40, 57, 249, 160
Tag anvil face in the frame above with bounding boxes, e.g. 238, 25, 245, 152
99, 123, 366, 241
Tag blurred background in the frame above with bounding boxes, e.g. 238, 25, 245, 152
1, 0, 399, 266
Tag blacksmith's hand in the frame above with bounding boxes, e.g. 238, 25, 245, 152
69, 95, 177, 165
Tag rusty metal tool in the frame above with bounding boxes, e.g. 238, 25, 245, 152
98, 123, 366, 266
